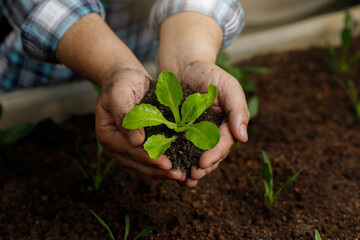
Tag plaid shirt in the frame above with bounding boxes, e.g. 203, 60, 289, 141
0, 0, 245, 92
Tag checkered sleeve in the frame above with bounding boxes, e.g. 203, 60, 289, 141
150, 0, 245, 49
0, 0, 105, 63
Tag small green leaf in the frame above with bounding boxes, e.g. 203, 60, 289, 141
103, 158, 116, 176
89, 210, 115, 240
124, 215, 130, 240
94, 169, 102, 190
133, 227, 153, 240
315, 230, 322, 240
96, 140, 103, 160
185, 121, 220, 150
181, 84, 217, 124
243, 81, 256, 92
247, 171, 265, 202
248, 96, 259, 120
341, 9, 351, 60
273, 169, 302, 201
262, 151, 272, 183
0, 123, 34, 145
144, 135, 177, 159
123, 104, 175, 129
157, 71, 182, 123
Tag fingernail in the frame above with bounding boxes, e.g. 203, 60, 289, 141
239, 124, 248, 142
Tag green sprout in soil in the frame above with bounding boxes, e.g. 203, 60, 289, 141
318, 9, 360, 118
323, 9, 360, 75
0, 103, 34, 145
315, 230, 322, 240
89, 210, 152, 240
123, 71, 220, 159
216, 51, 270, 92
247, 151, 303, 204
69, 140, 122, 190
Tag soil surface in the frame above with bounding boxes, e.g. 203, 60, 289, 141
1, 38, 360, 239
142, 81, 224, 177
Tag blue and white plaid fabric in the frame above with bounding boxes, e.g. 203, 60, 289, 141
0, 0, 245, 92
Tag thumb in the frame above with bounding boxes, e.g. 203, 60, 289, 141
121, 127, 145, 147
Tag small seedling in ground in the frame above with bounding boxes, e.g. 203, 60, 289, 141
216, 51, 270, 92
315, 230, 322, 240
123, 71, 220, 159
69, 140, 122, 190
322, 10, 360, 75
89, 210, 152, 240
0, 104, 34, 145
247, 151, 302, 204
317, 9, 360, 118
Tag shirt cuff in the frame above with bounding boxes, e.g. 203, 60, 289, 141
21, 0, 105, 63
150, 0, 245, 49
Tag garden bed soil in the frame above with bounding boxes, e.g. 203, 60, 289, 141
1, 37, 360, 239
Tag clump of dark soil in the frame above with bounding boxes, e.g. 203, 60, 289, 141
0, 37, 360, 239
142, 81, 224, 176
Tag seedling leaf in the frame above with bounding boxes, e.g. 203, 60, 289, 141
315, 230, 322, 240
247, 171, 265, 202
0, 123, 34, 145
144, 135, 177, 159
103, 158, 116, 176
157, 71, 182, 123
133, 227, 153, 240
89, 210, 115, 240
273, 169, 303, 201
248, 96, 259, 120
122, 104, 175, 129
185, 121, 220, 150
181, 84, 217, 124
124, 214, 130, 240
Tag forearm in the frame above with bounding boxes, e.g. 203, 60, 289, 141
158, 12, 223, 73
56, 13, 147, 87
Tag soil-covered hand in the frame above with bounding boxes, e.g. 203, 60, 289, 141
95, 69, 186, 181
174, 62, 250, 187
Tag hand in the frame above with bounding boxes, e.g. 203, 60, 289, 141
174, 62, 250, 187
95, 68, 186, 181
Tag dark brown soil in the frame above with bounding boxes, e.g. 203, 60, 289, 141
1, 38, 360, 239
142, 81, 224, 176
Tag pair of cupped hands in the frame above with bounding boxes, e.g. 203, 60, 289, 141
95, 62, 250, 187
56, 13, 250, 187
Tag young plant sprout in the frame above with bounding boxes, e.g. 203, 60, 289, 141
319, 9, 360, 118
0, 104, 34, 145
248, 151, 302, 204
216, 51, 270, 92
123, 71, 220, 159
315, 230, 322, 240
69, 140, 122, 190
323, 9, 360, 75
89, 210, 152, 240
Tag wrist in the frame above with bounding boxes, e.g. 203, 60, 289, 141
158, 12, 222, 74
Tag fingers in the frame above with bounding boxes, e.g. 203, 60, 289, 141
112, 152, 185, 180
216, 71, 250, 143
96, 103, 172, 171
198, 122, 235, 169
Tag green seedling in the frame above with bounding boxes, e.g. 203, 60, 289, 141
89, 210, 152, 240
247, 151, 302, 204
0, 104, 34, 145
332, 75, 360, 118
216, 51, 270, 92
70, 140, 122, 190
323, 10, 360, 74
315, 230, 322, 240
123, 71, 220, 159
318, 9, 360, 118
